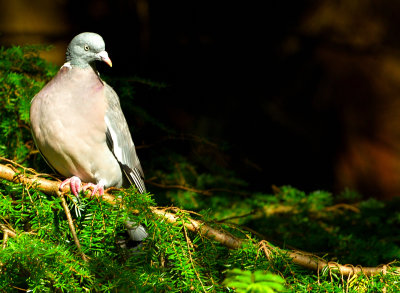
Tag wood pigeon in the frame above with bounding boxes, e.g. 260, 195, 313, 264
30, 32, 147, 241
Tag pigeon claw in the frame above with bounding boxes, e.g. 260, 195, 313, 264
82, 182, 105, 197
60, 176, 82, 197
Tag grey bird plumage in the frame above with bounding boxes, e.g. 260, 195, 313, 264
30, 32, 147, 241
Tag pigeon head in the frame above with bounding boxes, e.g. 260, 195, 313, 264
66, 32, 112, 68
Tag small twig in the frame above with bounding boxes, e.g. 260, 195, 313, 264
258, 240, 274, 261
324, 203, 360, 213
0, 223, 16, 238
201, 187, 251, 197
11, 286, 28, 292
2, 231, 8, 249
145, 180, 213, 196
0, 157, 33, 172
382, 265, 387, 293
216, 210, 257, 223
158, 206, 203, 218
150, 207, 242, 249
146, 179, 251, 197
183, 223, 206, 292
59, 194, 88, 262
135, 134, 220, 150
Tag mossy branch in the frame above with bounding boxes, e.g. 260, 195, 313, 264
0, 160, 397, 277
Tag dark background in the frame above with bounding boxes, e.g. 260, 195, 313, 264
3, 0, 400, 198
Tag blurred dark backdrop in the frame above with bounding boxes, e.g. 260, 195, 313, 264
3, 0, 400, 198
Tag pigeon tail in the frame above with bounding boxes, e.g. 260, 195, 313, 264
125, 220, 148, 241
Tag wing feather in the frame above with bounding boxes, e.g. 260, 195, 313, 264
104, 83, 146, 193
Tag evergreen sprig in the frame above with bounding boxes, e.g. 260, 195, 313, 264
223, 269, 285, 293
0, 46, 57, 164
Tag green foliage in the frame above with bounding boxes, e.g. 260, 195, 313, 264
0, 46, 57, 164
0, 235, 91, 292
223, 269, 285, 293
0, 45, 400, 292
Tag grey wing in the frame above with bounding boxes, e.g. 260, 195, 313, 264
104, 83, 146, 193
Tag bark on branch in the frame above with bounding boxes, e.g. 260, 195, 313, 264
0, 161, 397, 277
0, 162, 243, 249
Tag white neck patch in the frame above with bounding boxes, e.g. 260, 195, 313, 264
61, 62, 72, 69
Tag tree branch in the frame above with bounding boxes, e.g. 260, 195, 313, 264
0, 162, 243, 249
0, 160, 398, 276
287, 250, 391, 276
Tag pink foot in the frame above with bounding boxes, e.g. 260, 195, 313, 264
82, 182, 105, 197
60, 176, 82, 197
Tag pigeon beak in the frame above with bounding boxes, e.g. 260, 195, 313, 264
97, 51, 112, 67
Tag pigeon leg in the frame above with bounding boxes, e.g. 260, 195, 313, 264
60, 176, 82, 197
82, 181, 105, 197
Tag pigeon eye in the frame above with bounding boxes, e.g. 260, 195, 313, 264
84, 45, 90, 51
